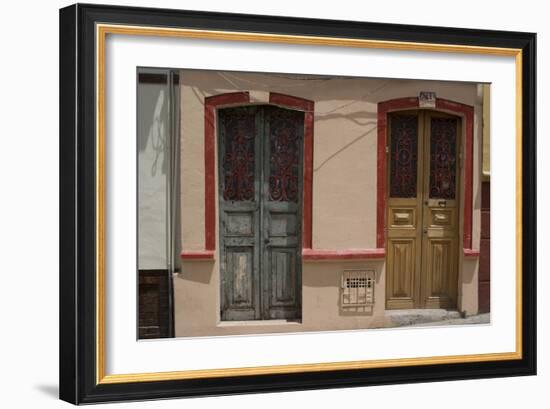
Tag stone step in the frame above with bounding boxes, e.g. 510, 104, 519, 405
385, 309, 462, 327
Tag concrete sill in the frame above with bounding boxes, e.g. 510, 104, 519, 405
180, 250, 215, 260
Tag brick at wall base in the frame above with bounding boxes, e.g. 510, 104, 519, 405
478, 181, 490, 313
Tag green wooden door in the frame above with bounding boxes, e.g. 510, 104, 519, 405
219, 105, 303, 321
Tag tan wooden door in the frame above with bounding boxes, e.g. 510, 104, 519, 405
386, 110, 460, 309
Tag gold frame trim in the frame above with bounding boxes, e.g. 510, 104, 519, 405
95, 23, 523, 385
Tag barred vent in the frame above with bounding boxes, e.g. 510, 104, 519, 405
341, 270, 375, 307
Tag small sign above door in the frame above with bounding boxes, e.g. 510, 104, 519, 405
419, 91, 437, 108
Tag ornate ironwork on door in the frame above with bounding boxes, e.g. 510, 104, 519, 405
269, 109, 302, 202
218, 105, 304, 321
429, 117, 458, 199
390, 114, 418, 198
220, 109, 256, 201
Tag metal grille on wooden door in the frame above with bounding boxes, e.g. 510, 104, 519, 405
218, 105, 304, 321
386, 111, 460, 309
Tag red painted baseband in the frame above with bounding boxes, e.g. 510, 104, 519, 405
463, 249, 480, 257
302, 248, 386, 260
180, 250, 215, 260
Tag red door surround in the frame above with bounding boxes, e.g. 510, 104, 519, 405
181, 92, 314, 260
180, 92, 249, 260
377, 97, 477, 257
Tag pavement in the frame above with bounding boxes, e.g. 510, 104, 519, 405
383, 309, 490, 328
409, 312, 490, 327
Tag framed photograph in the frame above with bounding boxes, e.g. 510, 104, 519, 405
59, 3, 536, 404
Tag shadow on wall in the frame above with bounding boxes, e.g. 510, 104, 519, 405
183, 70, 387, 178
314, 124, 377, 172
138, 86, 168, 177
182, 69, 394, 106
462, 257, 478, 286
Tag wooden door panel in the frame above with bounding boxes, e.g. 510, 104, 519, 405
269, 212, 297, 237
387, 238, 417, 309
389, 207, 416, 228
266, 248, 300, 318
223, 247, 256, 319
225, 211, 255, 236
423, 238, 457, 308
428, 208, 456, 228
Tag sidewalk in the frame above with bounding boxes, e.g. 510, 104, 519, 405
382, 309, 490, 328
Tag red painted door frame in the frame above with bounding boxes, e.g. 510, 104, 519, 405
377, 97, 477, 256
181, 91, 314, 259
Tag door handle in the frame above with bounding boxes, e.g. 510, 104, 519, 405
423, 228, 428, 234
264, 238, 270, 244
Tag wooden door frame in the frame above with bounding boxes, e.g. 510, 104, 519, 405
377, 97, 476, 257
381, 99, 473, 309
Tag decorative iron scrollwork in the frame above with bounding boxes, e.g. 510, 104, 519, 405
268, 109, 303, 202
220, 109, 256, 201
390, 114, 418, 198
430, 117, 457, 199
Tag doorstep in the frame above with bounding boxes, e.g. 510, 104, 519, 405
385, 309, 462, 327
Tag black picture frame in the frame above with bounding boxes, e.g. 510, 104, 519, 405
59, 3, 536, 404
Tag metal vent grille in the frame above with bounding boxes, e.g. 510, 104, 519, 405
341, 270, 375, 307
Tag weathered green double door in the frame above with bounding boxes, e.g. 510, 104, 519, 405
218, 105, 304, 321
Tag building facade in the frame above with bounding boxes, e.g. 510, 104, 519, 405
164, 69, 489, 337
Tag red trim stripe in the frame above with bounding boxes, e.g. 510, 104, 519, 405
180, 250, 215, 260
463, 248, 480, 257
377, 97, 475, 254
270, 92, 314, 112
302, 248, 385, 260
